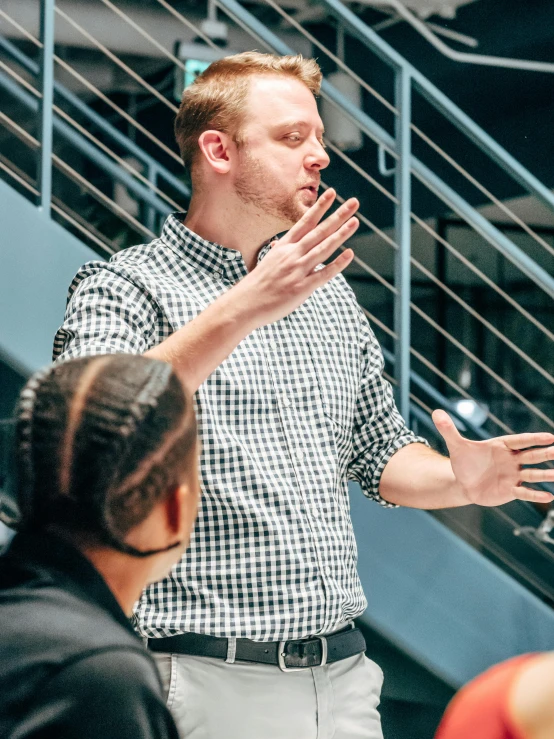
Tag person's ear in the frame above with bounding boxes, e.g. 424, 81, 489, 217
164, 484, 182, 534
165, 482, 196, 538
197, 130, 234, 174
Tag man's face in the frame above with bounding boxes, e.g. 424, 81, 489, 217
232, 75, 330, 230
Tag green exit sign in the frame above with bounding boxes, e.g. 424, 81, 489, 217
185, 59, 211, 87
175, 59, 211, 100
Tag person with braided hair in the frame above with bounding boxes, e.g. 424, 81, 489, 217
0, 354, 198, 739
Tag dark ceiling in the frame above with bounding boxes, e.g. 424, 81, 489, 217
346, 0, 554, 185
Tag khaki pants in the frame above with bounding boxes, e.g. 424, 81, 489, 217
152, 650, 384, 739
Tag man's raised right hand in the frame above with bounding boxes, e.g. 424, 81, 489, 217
235, 188, 359, 328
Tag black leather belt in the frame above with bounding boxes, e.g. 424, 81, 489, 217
148, 624, 366, 672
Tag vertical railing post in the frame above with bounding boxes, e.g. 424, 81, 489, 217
145, 162, 157, 234
393, 67, 412, 422
37, 0, 55, 215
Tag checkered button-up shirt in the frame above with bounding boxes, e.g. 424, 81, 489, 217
53, 213, 426, 641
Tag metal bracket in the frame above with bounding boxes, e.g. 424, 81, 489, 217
378, 145, 396, 177
514, 509, 554, 546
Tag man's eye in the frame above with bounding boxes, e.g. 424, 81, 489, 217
285, 135, 301, 142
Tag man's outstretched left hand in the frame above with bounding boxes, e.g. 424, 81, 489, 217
432, 409, 554, 506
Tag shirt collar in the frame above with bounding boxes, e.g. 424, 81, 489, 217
160, 212, 274, 275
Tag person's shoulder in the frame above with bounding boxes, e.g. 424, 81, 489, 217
34, 648, 178, 739
55, 646, 162, 695
0, 584, 139, 661
73, 240, 160, 282
64, 238, 167, 305
509, 652, 554, 739
109, 239, 163, 270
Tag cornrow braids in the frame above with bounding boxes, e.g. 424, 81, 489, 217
15, 365, 57, 526
14, 355, 197, 557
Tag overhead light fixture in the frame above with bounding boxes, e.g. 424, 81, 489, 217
453, 398, 489, 428
198, 0, 228, 47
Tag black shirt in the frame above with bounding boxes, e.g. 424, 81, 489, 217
0, 532, 179, 739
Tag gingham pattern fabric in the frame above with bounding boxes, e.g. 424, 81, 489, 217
53, 213, 427, 642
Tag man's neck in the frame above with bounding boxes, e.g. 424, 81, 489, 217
183, 195, 283, 272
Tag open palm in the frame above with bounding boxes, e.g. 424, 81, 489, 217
432, 410, 554, 506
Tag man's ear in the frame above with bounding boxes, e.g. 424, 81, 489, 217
197, 130, 234, 174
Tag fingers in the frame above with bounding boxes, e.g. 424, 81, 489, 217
282, 188, 336, 245
310, 248, 355, 288
503, 432, 554, 451
298, 197, 359, 257
518, 467, 554, 484
518, 446, 554, 465
512, 486, 554, 504
302, 217, 359, 270
432, 409, 464, 452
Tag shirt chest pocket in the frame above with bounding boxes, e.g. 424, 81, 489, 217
307, 330, 359, 433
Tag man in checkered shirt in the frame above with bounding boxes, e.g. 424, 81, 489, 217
53, 53, 554, 739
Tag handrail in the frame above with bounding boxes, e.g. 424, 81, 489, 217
0, 34, 190, 200
328, 140, 554, 344
0, 6, 183, 165
0, 107, 156, 239
2, 0, 551, 441
0, 69, 175, 219
361, 304, 514, 436
0, 130, 125, 252
382, 346, 554, 500
37, 0, 54, 214
410, 123, 554, 260
381, 346, 485, 440
6, 38, 548, 415
215, 0, 554, 303
262, 0, 397, 116
54, 5, 179, 114
316, 0, 554, 215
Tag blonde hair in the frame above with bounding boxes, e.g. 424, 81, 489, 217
174, 51, 322, 173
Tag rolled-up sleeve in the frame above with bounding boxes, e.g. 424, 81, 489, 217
53, 262, 160, 363
347, 307, 428, 507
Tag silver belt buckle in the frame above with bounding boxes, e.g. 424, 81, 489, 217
278, 636, 328, 672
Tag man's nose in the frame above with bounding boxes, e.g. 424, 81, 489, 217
306, 139, 330, 170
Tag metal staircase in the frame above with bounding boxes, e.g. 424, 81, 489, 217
1, 2, 554, 732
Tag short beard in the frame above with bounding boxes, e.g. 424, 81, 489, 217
234, 152, 305, 227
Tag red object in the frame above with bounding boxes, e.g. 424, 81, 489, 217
435, 654, 539, 739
